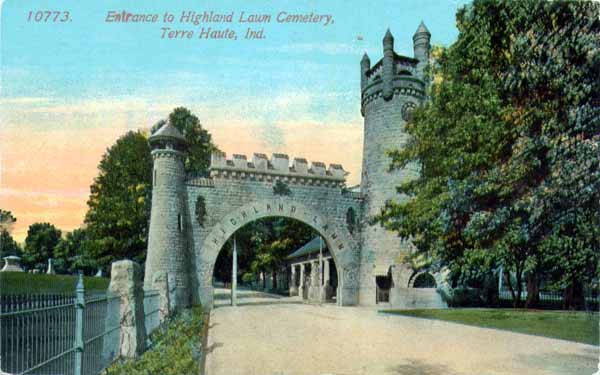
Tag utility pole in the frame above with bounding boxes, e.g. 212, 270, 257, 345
232, 235, 237, 306
319, 235, 323, 304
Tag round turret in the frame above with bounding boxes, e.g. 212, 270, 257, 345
358, 27, 428, 305
145, 122, 190, 308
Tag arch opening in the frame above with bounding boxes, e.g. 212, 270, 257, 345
411, 272, 437, 289
210, 216, 341, 308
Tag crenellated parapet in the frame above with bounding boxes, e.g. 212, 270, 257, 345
360, 26, 430, 115
206, 151, 348, 187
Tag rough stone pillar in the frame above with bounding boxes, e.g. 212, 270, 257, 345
152, 272, 170, 322
109, 260, 146, 358
299, 263, 305, 300
309, 260, 320, 302
289, 265, 298, 296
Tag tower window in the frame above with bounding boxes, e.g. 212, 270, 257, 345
153, 169, 157, 185
178, 214, 183, 232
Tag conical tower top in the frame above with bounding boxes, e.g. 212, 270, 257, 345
149, 122, 187, 150
414, 21, 430, 36
383, 28, 394, 44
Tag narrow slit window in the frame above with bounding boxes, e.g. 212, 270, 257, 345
178, 214, 183, 232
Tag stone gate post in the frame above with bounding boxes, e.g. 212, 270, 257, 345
109, 260, 146, 358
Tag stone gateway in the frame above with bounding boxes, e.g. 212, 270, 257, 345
144, 24, 448, 309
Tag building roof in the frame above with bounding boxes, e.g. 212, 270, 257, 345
288, 236, 327, 259
149, 122, 187, 144
415, 21, 431, 35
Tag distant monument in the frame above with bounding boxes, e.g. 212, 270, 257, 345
46, 258, 56, 274
1, 256, 24, 272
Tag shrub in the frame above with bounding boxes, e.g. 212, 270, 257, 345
104, 306, 204, 375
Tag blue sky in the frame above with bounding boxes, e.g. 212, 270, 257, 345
0, 0, 468, 240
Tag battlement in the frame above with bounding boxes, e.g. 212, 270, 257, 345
360, 25, 430, 111
208, 151, 348, 187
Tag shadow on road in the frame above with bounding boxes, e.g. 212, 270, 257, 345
205, 342, 224, 355
388, 359, 458, 375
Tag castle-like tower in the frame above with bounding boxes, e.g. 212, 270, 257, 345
144, 123, 190, 307
359, 23, 431, 304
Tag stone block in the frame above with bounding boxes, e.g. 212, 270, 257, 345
271, 153, 289, 171
253, 153, 268, 170
109, 260, 146, 358
292, 158, 308, 174
232, 154, 248, 169
152, 272, 171, 322
211, 151, 227, 168
311, 161, 326, 176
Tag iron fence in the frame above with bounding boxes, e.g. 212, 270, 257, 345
143, 289, 160, 339
499, 289, 599, 309
0, 275, 120, 375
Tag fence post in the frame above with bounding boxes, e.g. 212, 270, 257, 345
74, 273, 85, 375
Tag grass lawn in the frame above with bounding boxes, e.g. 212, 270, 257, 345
381, 308, 599, 346
0, 271, 110, 295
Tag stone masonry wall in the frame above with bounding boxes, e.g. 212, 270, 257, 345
185, 160, 363, 308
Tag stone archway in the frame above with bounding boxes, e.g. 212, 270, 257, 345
192, 198, 359, 308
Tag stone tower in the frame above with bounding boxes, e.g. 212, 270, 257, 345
144, 122, 190, 307
358, 24, 430, 305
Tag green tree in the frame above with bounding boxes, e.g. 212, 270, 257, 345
152, 107, 218, 174
85, 130, 152, 269
23, 223, 61, 270
377, 0, 599, 309
0, 230, 21, 259
0, 209, 21, 259
53, 228, 88, 274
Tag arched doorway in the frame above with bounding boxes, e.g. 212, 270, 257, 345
191, 198, 358, 309
211, 217, 339, 307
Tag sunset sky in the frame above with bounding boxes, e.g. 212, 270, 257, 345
0, 0, 464, 242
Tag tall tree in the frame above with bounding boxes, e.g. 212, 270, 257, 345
85, 130, 152, 268
23, 223, 61, 270
377, 0, 599, 308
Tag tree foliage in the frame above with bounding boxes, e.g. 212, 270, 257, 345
0, 209, 21, 259
214, 218, 315, 287
23, 223, 62, 270
377, 0, 599, 308
53, 228, 89, 274
84, 131, 153, 268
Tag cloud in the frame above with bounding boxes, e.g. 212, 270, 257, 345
265, 42, 379, 56
0, 97, 51, 105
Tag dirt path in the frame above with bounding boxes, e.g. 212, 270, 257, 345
204, 288, 598, 375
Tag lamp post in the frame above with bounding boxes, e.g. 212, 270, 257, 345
319, 236, 323, 303
232, 235, 237, 306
